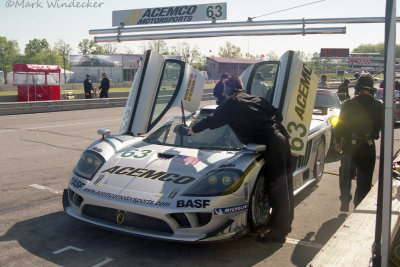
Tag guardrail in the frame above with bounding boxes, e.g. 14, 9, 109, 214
0, 92, 216, 116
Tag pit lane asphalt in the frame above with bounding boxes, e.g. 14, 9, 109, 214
0, 100, 399, 267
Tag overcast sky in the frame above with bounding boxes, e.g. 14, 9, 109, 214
0, 0, 398, 57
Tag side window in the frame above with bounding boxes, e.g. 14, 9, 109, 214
149, 61, 184, 127
248, 62, 279, 103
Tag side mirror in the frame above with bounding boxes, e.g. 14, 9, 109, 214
246, 143, 266, 152
97, 128, 111, 140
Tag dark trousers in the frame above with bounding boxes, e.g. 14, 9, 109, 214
100, 89, 109, 98
85, 92, 92, 99
339, 141, 376, 207
263, 131, 294, 235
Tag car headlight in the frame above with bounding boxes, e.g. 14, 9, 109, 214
183, 169, 244, 197
73, 151, 105, 180
329, 116, 339, 128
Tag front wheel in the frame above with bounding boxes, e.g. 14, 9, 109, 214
248, 173, 271, 230
314, 139, 326, 183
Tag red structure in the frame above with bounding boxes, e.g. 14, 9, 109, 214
13, 64, 61, 102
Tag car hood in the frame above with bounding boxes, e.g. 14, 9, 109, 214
88, 142, 241, 195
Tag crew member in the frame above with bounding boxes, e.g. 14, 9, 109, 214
213, 73, 229, 105
337, 79, 350, 101
99, 72, 110, 98
318, 75, 330, 89
83, 74, 93, 99
335, 74, 383, 212
179, 76, 294, 243
251, 72, 272, 101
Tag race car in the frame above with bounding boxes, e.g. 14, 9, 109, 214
63, 50, 330, 242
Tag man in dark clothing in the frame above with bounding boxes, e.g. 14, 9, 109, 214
84, 74, 93, 99
335, 74, 383, 212
99, 72, 110, 98
337, 79, 350, 101
213, 73, 229, 105
180, 76, 294, 243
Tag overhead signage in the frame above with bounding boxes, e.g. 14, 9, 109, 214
320, 48, 349, 58
112, 3, 227, 26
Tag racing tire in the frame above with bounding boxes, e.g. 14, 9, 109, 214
248, 172, 271, 230
313, 139, 326, 183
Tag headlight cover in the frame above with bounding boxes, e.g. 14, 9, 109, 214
73, 151, 105, 180
183, 169, 244, 197
329, 116, 339, 128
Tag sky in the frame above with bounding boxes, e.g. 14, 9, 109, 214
0, 0, 398, 58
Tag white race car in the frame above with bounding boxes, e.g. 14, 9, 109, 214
63, 50, 330, 242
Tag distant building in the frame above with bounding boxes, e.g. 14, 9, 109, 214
206, 57, 261, 80
70, 54, 142, 83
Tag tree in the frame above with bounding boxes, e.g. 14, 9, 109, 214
23, 38, 63, 65
54, 39, 72, 83
218, 42, 242, 58
78, 39, 96, 55
265, 51, 278, 61
24, 38, 50, 57
102, 43, 117, 54
170, 42, 202, 64
0, 36, 19, 82
146, 40, 169, 55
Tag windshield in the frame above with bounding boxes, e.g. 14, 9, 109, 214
315, 91, 341, 109
144, 109, 244, 150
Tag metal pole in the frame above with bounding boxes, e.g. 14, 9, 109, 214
381, 0, 396, 266
89, 17, 399, 35
94, 27, 346, 43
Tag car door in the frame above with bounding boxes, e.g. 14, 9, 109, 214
240, 51, 318, 155
120, 50, 205, 136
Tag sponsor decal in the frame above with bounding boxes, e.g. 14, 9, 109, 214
92, 174, 105, 185
83, 188, 171, 207
172, 155, 199, 165
244, 183, 249, 203
168, 188, 180, 199
70, 177, 86, 189
283, 60, 318, 155
214, 204, 248, 215
101, 166, 196, 185
120, 148, 152, 159
176, 199, 210, 208
91, 146, 102, 153
116, 211, 125, 225
184, 74, 196, 101
219, 163, 235, 168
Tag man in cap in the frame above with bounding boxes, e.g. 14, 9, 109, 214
83, 74, 93, 99
335, 74, 383, 212
337, 79, 351, 101
179, 76, 294, 243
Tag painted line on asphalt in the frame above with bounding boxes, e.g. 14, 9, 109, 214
0, 119, 118, 133
29, 184, 62, 195
286, 237, 324, 249
91, 257, 114, 267
52, 246, 84, 254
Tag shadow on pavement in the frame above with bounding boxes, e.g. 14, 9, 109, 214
0, 212, 283, 266
290, 213, 347, 267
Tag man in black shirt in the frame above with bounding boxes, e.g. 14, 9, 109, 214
213, 73, 229, 105
180, 76, 293, 243
83, 74, 93, 99
99, 72, 110, 98
335, 74, 383, 212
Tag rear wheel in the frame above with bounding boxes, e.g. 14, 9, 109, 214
314, 139, 326, 183
248, 173, 271, 230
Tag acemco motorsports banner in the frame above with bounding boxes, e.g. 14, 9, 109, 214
112, 3, 227, 26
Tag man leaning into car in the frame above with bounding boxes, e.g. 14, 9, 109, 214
335, 74, 383, 212
178, 76, 293, 243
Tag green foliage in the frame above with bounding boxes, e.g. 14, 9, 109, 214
170, 42, 202, 64
218, 41, 242, 58
146, 40, 169, 55
0, 36, 19, 81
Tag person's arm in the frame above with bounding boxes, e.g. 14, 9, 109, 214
191, 102, 232, 133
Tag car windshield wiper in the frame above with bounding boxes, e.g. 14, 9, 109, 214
193, 146, 240, 151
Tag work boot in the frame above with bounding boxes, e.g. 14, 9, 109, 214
256, 230, 287, 243
340, 202, 349, 212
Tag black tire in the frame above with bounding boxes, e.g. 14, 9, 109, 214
314, 139, 326, 183
248, 173, 271, 230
